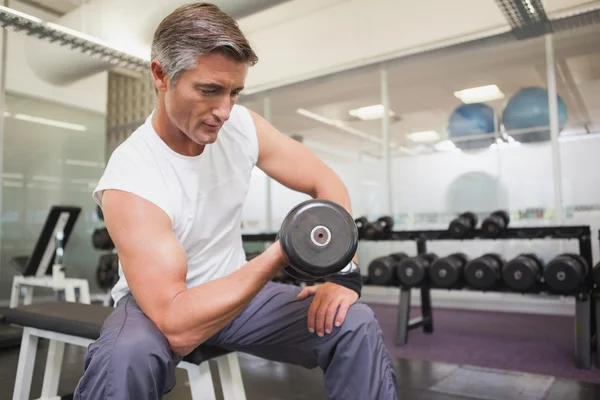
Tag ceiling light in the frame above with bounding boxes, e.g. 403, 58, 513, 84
454, 85, 505, 104
13, 113, 87, 132
408, 130, 440, 143
348, 104, 395, 121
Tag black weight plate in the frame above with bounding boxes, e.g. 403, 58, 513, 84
429, 255, 463, 288
396, 256, 427, 287
492, 210, 510, 226
481, 216, 504, 237
368, 257, 395, 286
544, 254, 585, 294
502, 256, 539, 291
377, 216, 394, 232
283, 265, 319, 282
464, 255, 500, 290
279, 200, 358, 278
593, 262, 600, 286
390, 252, 408, 262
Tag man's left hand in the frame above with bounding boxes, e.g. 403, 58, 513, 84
297, 282, 359, 336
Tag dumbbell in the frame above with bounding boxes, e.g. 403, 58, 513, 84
481, 210, 510, 238
355, 217, 369, 239
278, 199, 359, 282
96, 253, 119, 290
368, 253, 408, 286
448, 212, 477, 238
464, 253, 504, 290
502, 254, 544, 292
429, 253, 469, 288
594, 262, 600, 287
396, 254, 438, 287
92, 228, 114, 250
544, 254, 589, 294
362, 216, 394, 240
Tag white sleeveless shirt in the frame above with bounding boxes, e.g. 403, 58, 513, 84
93, 105, 258, 305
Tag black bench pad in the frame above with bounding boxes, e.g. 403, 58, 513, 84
2, 302, 233, 364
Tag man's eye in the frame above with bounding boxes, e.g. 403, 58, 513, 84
201, 90, 216, 96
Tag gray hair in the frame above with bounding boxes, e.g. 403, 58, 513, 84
151, 3, 258, 86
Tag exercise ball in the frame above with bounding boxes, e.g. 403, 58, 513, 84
502, 87, 568, 143
447, 103, 495, 150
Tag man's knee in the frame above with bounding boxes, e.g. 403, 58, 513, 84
339, 303, 380, 337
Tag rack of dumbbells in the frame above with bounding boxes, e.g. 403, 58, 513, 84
359, 211, 594, 369
241, 211, 595, 369
92, 205, 119, 305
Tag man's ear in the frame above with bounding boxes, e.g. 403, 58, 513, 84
151, 60, 169, 93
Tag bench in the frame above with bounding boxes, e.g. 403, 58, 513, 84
3, 302, 246, 400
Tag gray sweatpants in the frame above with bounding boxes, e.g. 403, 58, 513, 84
74, 282, 398, 399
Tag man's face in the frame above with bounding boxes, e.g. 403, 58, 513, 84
159, 52, 247, 145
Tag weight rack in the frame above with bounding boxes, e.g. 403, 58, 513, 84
243, 225, 595, 369
366, 225, 595, 370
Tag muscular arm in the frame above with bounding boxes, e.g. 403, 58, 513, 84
102, 190, 287, 356
252, 110, 356, 261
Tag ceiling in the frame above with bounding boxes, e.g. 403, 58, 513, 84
17, 0, 292, 18
239, 22, 600, 161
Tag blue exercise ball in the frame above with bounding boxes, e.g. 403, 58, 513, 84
447, 103, 495, 150
502, 87, 568, 143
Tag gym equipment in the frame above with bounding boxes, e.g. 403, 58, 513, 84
464, 253, 504, 290
96, 204, 104, 221
429, 253, 468, 288
3, 302, 246, 400
593, 262, 600, 286
502, 254, 544, 292
502, 87, 568, 143
96, 254, 119, 291
355, 217, 369, 239
367, 253, 408, 286
481, 210, 510, 238
447, 103, 495, 150
2, 206, 90, 349
448, 212, 477, 238
396, 254, 438, 287
92, 227, 114, 250
544, 254, 588, 294
363, 216, 394, 240
279, 199, 358, 281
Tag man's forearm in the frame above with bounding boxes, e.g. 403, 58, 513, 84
160, 245, 285, 356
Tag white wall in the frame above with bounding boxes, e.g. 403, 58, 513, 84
6, 1, 108, 114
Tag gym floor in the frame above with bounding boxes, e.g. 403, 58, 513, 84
0, 340, 599, 399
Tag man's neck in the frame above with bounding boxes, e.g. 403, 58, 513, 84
151, 107, 205, 157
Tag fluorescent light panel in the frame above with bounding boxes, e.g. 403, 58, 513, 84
454, 84, 505, 104
348, 104, 395, 121
408, 130, 440, 143
12, 113, 87, 132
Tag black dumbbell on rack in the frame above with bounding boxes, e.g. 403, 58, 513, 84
502, 254, 544, 292
448, 212, 478, 238
593, 261, 600, 287
544, 254, 589, 294
481, 210, 510, 238
355, 217, 369, 239
396, 253, 438, 287
429, 253, 469, 288
363, 216, 394, 240
464, 253, 505, 290
367, 253, 408, 286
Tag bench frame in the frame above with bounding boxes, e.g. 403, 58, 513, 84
13, 326, 247, 400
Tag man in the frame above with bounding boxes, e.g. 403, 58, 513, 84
75, 3, 398, 399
